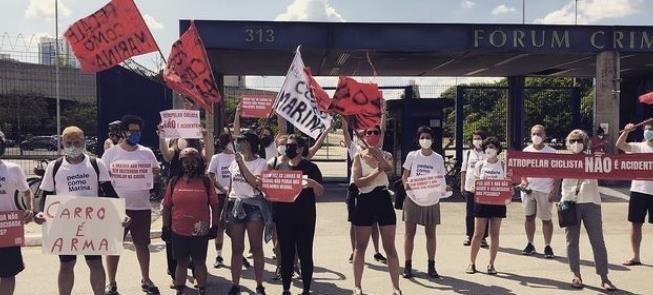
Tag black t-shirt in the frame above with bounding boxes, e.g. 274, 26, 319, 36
272, 159, 323, 223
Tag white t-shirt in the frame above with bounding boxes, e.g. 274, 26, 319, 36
207, 153, 235, 193
228, 156, 267, 200
561, 179, 601, 205
347, 144, 359, 184
101, 145, 159, 210
628, 142, 653, 195
0, 161, 30, 211
474, 159, 505, 181
522, 144, 558, 193
40, 155, 111, 197
264, 142, 277, 161
461, 149, 485, 192
403, 150, 446, 177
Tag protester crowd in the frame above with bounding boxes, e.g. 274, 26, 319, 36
1, 103, 652, 295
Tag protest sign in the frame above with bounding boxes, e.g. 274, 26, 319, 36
0, 211, 24, 248
109, 160, 154, 190
240, 95, 275, 118
474, 179, 514, 205
261, 170, 303, 203
42, 196, 125, 255
64, 0, 158, 72
640, 92, 653, 105
406, 175, 447, 206
507, 151, 653, 181
159, 110, 202, 139
164, 22, 221, 113
274, 47, 333, 139
331, 77, 384, 130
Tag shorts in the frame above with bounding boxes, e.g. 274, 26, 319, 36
352, 187, 396, 227
475, 204, 507, 219
0, 247, 24, 278
124, 210, 152, 246
628, 191, 653, 224
347, 184, 359, 222
521, 190, 554, 221
171, 233, 209, 262
225, 199, 263, 224
58, 255, 102, 263
403, 198, 441, 225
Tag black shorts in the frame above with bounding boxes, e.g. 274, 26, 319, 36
352, 187, 396, 227
347, 184, 359, 222
172, 233, 209, 262
0, 247, 24, 278
475, 204, 507, 219
58, 255, 102, 263
628, 191, 653, 224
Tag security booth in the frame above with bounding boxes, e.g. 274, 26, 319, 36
385, 93, 454, 174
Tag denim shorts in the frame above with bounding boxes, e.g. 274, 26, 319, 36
226, 199, 264, 224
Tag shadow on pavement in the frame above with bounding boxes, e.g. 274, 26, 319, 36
498, 247, 630, 272
407, 275, 517, 295
497, 272, 642, 295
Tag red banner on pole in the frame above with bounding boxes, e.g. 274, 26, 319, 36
164, 22, 221, 113
261, 170, 303, 203
331, 77, 383, 130
639, 92, 653, 105
507, 150, 653, 181
64, 0, 159, 73
304, 68, 331, 113
474, 180, 514, 205
0, 211, 25, 248
240, 95, 275, 118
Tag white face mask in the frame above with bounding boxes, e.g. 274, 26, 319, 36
277, 145, 287, 156
419, 139, 432, 149
64, 145, 85, 158
472, 139, 483, 149
568, 142, 584, 154
644, 129, 653, 142
485, 148, 498, 158
531, 135, 543, 145
177, 138, 188, 150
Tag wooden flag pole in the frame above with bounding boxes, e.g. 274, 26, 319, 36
619, 118, 653, 134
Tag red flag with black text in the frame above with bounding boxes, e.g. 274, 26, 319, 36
304, 67, 331, 113
331, 76, 384, 130
164, 22, 221, 113
64, 0, 159, 73
639, 91, 653, 105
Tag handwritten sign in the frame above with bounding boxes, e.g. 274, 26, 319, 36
42, 196, 125, 255
109, 160, 153, 190
241, 95, 275, 118
159, 110, 202, 139
474, 179, 514, 205
0, 211, 24, 248
406, 175, 447, 206
261, 170, 303, 203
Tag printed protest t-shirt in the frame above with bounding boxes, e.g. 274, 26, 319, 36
162, 177, 219, 237
208, 153, 235, 193
101, 145, 159, 210
474, 159, 505, 180
403, 150, 446, 177
229, 156, 267, 200
0, 161, 30, 211
40, 155, 111, 197
628, 142, 653, 195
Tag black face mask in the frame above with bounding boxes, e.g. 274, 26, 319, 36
285, 144, 299, 159
260, 136, 273, 147
183, 164, 199, 177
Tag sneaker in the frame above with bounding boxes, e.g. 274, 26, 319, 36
353, 287, 363, 295
480, 239, 489, 249
373, 252, 388, 264
463, 236, 471, 246
255, 285, 266, 295
522, 243, 536, 256
466, 264, 477, 274
272, 265, 282, 281
402, 261, 413, 279
141, 280, 160, 295
487, 265, 497, 275
242, 257, 251, 268
348, 253, 354, 263
427, 260, 440, 279
544, 245, 555, 259
105, 284, 119, 295
214, 256, 225, 268
227, 285, 240, 295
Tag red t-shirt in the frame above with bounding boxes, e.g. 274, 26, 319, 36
163, 177, 219, 237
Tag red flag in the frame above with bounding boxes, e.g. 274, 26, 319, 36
304, 67, 331, 112
64, 0, 159, 73
331, 77, 383, 130
639, 92, 653, 105
164, 22, 221, 113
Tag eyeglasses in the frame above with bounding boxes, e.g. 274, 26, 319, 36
366, 130, 380, 136
568, 139, 583, 144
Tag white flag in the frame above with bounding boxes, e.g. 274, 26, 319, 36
274, 47, 333, 139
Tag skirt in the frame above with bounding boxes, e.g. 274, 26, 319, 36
403, 197, 441, 225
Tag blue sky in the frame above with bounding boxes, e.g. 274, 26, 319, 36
1, 0, 652, 89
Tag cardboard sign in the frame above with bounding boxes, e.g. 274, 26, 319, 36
64, 0, 159, 72
274, 47, 333, 139
507, 151, 653, 181
42, 196, 126, 255
109, 160, 154, 190
240, 95, 275, 118
261, 170, 303, 203
406, 175, 447, 206
474, 179, 514, 205
0, 211, 24, 248
159, 110, 202, 139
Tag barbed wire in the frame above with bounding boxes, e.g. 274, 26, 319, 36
0, 33, 51, 52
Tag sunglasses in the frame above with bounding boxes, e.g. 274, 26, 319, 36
366, 130, 380, 136
568, 139, 583, 144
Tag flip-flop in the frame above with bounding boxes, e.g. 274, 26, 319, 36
602, 280, 617, 292
622, 259, 642, 266
571, 277, 584, 289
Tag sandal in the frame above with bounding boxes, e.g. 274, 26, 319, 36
353, 287, 363, 295
622, 259, 642, 266
602, 280, 617, 292
571, 277, 583, 289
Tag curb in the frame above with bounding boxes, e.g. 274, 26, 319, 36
25, 230, 163, 247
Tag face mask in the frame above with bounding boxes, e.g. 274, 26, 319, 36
568, 142, 584, 154
472, 139, 483, 149
64, 145, 85, 158
644, 130, 653, 142
182, 161, 199, 177
419, 139, 432, 149
127, 132, 141, 146
485, 148, 498, 158
277, 145, 287, 156
285, 144, 299, 159
366, 134, 381, 147
260, 136, 273, 147
177, 138, 188, 150
531, 135, 543, 145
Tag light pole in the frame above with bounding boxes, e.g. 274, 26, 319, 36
54, 0, 61, 154
522, 0, 526, 24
